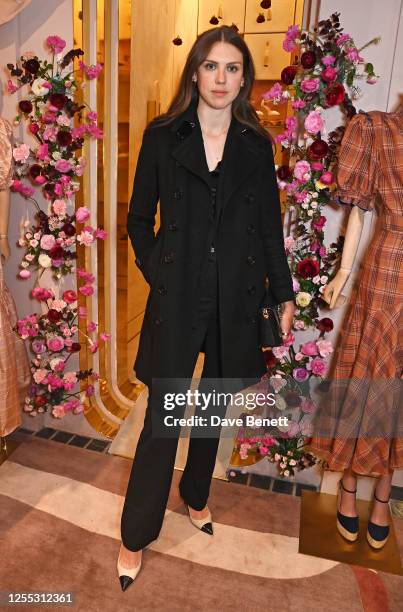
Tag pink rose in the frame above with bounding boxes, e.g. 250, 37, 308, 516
321, 55, 336, 66
55, 159, 72, 173
292, 99, 306, 110
346, 47, 363, 63
300, 78, 320, 93
319, 171, 334, 185
321, 67, 338, 83
316, 339, 333, 358
79, 284, 95, 296
301, 398, 316, 414
311, 161, 323, 171
47, 336, 65, 351
336, 33, 351, 46
43, 126, 57, 142
294, 160, 311, 182
282, 25, 300, 52
36, 144, 49, 161
19, 269, 31, 279
53, 199, 67, 216
301, 341, 318, 357
304, 110, 324, 135
310, 357, 327, 376
46, 35, 66, 54
40, 234, 56, 250
32, 287, 54, 300
34, 175, 46, 185
13, 143, 30, 162
76, 206, 90, 223
7, 79, 18, 94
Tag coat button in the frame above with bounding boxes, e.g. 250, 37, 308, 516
245, 193, 255, 204
247, 224, 256, 234
157, 285, 167, 295
173, 189, 184, 199
162, 251, 174, 263
168, 221, 178, 231
154, 316, 163, 326
247, 285, 256, 295
246, 255, 256, 266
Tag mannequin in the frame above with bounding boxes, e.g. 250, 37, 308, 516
0, 117, 30, 450
310, 107, 403, 549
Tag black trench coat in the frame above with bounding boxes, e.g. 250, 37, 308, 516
127, 100, 294, 391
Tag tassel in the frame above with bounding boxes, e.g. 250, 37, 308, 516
267, 8, 272, 21
218, 4, 223, 19
263, 41, 270, 67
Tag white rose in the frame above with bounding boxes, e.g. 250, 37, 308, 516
52, 151, 62, 160
307, 210, 313, 216
38, 253, 52, 268
20, 261, 30, 268
296, 292, 312, 307
31, 78, 49, 96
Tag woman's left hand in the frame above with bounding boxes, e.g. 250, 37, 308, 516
280, 300, 295, 341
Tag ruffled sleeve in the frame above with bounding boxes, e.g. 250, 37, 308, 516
0, 118, 13, 192
334, 112, 378, 211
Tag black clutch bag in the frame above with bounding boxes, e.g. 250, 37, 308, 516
258, 287, 283, 348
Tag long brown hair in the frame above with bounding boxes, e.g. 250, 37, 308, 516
150, 25, 271, 141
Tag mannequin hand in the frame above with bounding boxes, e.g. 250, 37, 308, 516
322, 269, 350, 309
0, 237, 10, 261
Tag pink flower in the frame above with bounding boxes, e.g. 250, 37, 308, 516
79, 284, 95, 296
293, 367, 309, 382
47, 336, 65, 351
54, 183, 64, 196
36, 143, 49, 161
19, 269, 32, 279
72, 125, 87, 139
13, 143, 30, 162
52, 405, 66, 419
40, 234, 56, 250
46, 35, 66, 54
316, 339, 333, 358
291, 99, 306, 110
86, 385, 95, 397
262, 83, 284, 101
77, 230, 95, 246
86, 111, 98, 123
21, 184, 35, 198
301, 398, 316, 414
321, 67, 338, 83
78, 306, 87, 318
366, 76, 378, 85
321, 55, 336, 66
87, 321, 97, 332
292, 277, 300, 292
80, 60, 103, 79
294, 320, 305, 330
310, 357, 327, 376
319, 171, 334, 185
294, 160, 311, 182
76, 206, 90, 223
286, 421, 300, 438
300, 78, 320, 93
94, 228, 107, 240
53, 199, 67, 216
100, 332, 111, 342
272, 345, 289, 359
7, 79, 18, 94
311, 161, 323, 171
34, 175, 46, 185
42, 126, 57, 142
86, 124, 103, 139
312, 215, 326, 231
283, 25, 300, 52
301, 341, 318, 357
304, 110, 324, 134
346, 47, 363, 63
336, 33, 351, 46
89, 341, 99, 354
294, 189, 308, 203
32, 287, 54, 300
77, 268, 95, 282
55, 159, 72, 173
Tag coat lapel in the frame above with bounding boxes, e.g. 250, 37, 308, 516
170, 101, 261, 214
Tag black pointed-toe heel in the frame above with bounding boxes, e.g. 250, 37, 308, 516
336, 479, 359, 542
367, 492, 390, 550
117, 551, 142, 591
187, 505, 214, 535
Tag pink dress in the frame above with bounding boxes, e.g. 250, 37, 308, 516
0, 118, 30, 436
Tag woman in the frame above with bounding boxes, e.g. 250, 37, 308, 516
310, 107, 403, 550
118, 25, 295, 590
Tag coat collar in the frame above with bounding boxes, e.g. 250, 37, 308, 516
170, 99, 262, 214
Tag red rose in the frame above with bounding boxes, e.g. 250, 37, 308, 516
67, 342, 81, 353
62, 223, 76, 236
56, 130, 72, 146
316, 317, 334, 333
277, 165, 292, 180
19, 100, 33, 114
281, 65, 297, 85
312, 215, 326, 231
321, 66, 337, 83
49, 245, 64, 259
264, 350, 277, 370
297, 257, 320, 278
63, 289, 77, 303
48, 309, 62, 322
35, 395, 47, 406
300, 51, 316, 69
324, 83, 345, 107
308, 139, 329, 159
29, 123, 40, 134
49, 93, 67, 109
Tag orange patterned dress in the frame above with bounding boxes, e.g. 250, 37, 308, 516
309, 107, 403, 476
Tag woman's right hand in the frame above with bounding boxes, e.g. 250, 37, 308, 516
322, 269, 350, 308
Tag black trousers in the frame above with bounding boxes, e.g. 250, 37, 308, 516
121, 252, 227, 551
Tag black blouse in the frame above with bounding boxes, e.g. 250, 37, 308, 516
207, 160, 222, 254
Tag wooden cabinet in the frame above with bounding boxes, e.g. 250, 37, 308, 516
198, 0, 246, 34
244, 33, 292, 80
245, 0, 297, 34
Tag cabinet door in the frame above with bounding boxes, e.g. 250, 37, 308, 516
244, 33, 292, 80
245, 0, 296, 33
198, 0, 246, 34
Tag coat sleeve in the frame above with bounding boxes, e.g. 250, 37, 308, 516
127, 126, 159, 283
259, 141, 294, 304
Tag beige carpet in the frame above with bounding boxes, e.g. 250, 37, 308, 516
0, 434, 402, 611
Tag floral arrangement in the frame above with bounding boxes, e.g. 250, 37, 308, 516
6, 35, 109, 418
233, 14, 379, 476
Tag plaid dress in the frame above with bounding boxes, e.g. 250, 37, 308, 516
309, 107, 403, 476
